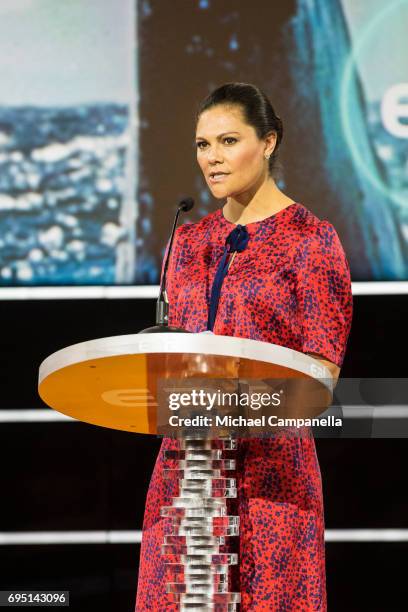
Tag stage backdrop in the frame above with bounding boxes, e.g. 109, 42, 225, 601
0, 0, 407, 285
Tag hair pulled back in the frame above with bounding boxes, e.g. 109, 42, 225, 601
196, 82, 283, 178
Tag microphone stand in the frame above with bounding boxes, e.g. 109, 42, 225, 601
139, 197, 194, 334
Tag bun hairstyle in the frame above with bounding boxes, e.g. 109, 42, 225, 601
196, 82, 283, 178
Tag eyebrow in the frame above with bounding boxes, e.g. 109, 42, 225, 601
195, 131, 240, 141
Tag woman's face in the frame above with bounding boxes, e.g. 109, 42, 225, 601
195, 104, 275, 200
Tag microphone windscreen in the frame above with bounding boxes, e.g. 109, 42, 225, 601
179, 197, 194, 212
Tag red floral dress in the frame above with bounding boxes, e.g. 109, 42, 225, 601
135, 202, 353, 611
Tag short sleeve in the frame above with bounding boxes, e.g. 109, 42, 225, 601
295, 221, 353, 368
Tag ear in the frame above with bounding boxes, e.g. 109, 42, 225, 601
264, 131, 277, 157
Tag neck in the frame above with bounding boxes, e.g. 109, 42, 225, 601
224, 177, 295, 225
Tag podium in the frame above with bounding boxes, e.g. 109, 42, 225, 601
38, 332, 332, 611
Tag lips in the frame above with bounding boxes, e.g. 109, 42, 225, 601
209, 171, 230, 183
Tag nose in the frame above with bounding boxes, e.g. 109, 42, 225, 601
207, 143, 223, 164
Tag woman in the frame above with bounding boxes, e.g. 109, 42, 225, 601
136, 83, 353, 610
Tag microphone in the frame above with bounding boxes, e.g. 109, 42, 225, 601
138, 197, 195, 334
156, 197, 194, 327
179, 197, 194, 212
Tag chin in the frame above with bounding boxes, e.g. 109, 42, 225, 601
209, 185, 233, 199
212, 190, 227, 199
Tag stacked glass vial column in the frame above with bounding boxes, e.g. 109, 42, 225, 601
161, 437, 241, 611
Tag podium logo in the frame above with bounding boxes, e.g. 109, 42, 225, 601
310, 362, 327, 379
101, 388, 157, 407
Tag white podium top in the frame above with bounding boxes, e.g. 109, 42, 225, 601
38, 332, 333, 433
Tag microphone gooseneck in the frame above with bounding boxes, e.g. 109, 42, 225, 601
138, 197, 195, 334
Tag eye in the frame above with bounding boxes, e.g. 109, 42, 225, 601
196, 137, 237, 149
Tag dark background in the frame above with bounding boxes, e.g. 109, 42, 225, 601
1, 295, 407, 611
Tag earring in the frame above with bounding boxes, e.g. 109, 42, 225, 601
264, 153, 270, 160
